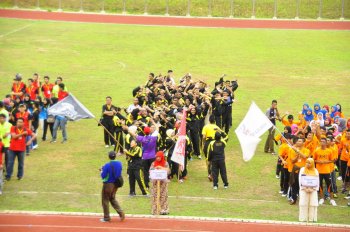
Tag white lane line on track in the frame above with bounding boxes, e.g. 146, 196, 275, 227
0, 225, 212, 232
0, 24, 32, 38
9, 191, 278, 203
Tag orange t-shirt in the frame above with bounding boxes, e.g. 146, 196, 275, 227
290, 147, 310, 171
304, 135, 319, 157
282, 118, 301, 127
278, 143, 289, 169
313, 147, 332, 174
339, 137, 350, 162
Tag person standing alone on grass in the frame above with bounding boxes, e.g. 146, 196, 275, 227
102, 96, 117, 148
265, 100, 281, 155
100, 151, 125, 222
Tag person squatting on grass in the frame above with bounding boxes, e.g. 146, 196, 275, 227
100, 151, 125, 222
273, 102, 350, 208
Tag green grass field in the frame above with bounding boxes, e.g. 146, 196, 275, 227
0, 18, 350, 224
0, 0, 350, 19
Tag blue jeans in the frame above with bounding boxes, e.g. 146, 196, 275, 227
6, 150, 25, 179
26, 135, 32, 155
52, 117, 67, 141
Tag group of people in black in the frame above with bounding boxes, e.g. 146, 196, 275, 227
100, 70, 238, 195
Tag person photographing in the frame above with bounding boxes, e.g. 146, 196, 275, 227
100, 151, 125, 222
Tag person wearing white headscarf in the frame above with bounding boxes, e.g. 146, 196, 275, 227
316, 112, 325, 127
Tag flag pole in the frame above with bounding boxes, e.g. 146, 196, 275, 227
94, 118, 124, 149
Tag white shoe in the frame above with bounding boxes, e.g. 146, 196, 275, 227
198, 155, 202, 160
213, 186, 218, 190
319, 198, 324, 205
344, 195, 350, 200
276, 175, 280, 179
330, 199, 337, 206
105, 145, 109, 148
281, 194, 287, 197
0, 190, 2, 195
179, 179, 184, 183
32, 144, 38, 150
279, 190, 284, 194
224, 185, 228, 189
337, 176, 342, 181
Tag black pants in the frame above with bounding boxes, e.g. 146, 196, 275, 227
211, 159, 228, 187
142, 158, 155, 188
340, 160, 348, 182
281, 169, 289, 194
2, 147, 9, 173
189, 130, 200, 157
103, 120, 115, 146
129, 165, 147, 195
113, 130, 124, 153
42, 119, 53, 140
222, 113, 231, 134
319, 173, 332, 198
203, 140, 213, 175
276, 158, 282, 176
291, 173, 299, 201
101, 183, 123, 220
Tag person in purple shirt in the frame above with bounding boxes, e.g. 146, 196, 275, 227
131, 125, 158, 189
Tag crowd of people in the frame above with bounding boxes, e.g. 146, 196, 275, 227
264, 100, 350, 216
0, 74, 70, 194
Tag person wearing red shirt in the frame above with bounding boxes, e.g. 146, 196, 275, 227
11, 74, 26, 101
32, 73, 41, 89
15, 104, 32, 130
6, 118, 36, 181
41, 76, 54, 99
25, 78, 39, 101
58, 83, 69, 101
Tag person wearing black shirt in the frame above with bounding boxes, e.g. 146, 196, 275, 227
264, 100, 281, 154
102, 96, 117, 148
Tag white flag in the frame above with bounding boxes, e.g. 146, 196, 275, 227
235, 102, 273, 162
171, 110, 187, 171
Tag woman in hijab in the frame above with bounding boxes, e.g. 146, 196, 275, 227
331, 124, 340, 137
304, 108, 314, 122
291, 124, 299, 135
330, 106, 338, 119
313, 103, 325, 120
336, 103, 345, 118
150, 151, 170, 215
316, 112, 325, 127
324, 116, 333, 129
302, 103, 309, 116
299, 158, 319, 222
334, 116, 347, 133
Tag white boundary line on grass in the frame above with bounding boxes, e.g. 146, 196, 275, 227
0, 24, 32, 38
1, 210, 349, 229
5, 190, 278, 203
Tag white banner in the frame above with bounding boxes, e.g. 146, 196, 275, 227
235, 102, 273, 162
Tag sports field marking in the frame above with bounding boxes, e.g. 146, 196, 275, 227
1, 212, 350, 229
0, 224, 212, 232
116, 61, 126, 70
0, 24, 32, 38
8, 190, 278, 203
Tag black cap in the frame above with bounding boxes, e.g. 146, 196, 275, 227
14, 73, 22, 81
108, 151, 116, 159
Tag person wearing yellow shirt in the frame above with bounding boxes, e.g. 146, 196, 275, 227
327, 136, 339, 198
289, 137, 310, 205
51, 77, 68, 98
202, 115, 224, 181
281, 114, 301, 127
304, 132, 319, 157
278, 133, 292, 197
313, 138, 336, 206
339, 129, 350, 194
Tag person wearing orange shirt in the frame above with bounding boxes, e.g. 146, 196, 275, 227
339, 129, 350, 194
289, 137, 310, 205
41, 76, 54, 99
281, 114, 301, 127
313, 138, 336, 206
11, 74, 26, 101
304, 132, 319, 157
25, 78, 39, 101
327, 136, 339, 198
278, 133, 292, 197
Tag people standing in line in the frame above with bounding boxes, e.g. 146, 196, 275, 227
100, 151, 125, 222
207, 132, 228, 190
6, 118, 36, 181
298, 158, 319, 222
0, 113, 11, 173
265, 100, 281, 155
150, 151, 170, 215
102, 96, 117, 148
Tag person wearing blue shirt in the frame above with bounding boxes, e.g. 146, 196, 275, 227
100, 151, 125, 222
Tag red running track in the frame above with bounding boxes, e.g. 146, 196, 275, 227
0, 214, 349, 232
0, 9, 350, 30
